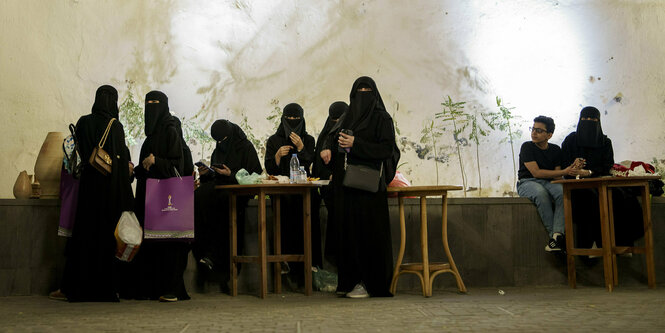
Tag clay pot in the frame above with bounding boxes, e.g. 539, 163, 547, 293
34, 132, 66, 199
13, 171, 32, 199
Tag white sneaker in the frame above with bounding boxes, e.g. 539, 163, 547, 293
346, 283, 369, 299
588, 241, 601, 259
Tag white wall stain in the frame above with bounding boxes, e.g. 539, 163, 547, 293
1, 0, 665, 197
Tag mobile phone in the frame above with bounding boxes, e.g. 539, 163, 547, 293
338, 129, 353, 153
195, 161, 215, 173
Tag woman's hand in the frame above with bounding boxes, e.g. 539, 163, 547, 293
275, 145, 292, 166
289, 132, 304, 151
338, 132, 354, 149
212, 164, 231, 176
197, 165, 209, 175
128, 161, 134, 177
142, 153, 155, 171
320, 149, 331, 164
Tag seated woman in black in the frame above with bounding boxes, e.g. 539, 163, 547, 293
264, 103, 321, 283
562, 106, 644, 249
193, 120, 262, 291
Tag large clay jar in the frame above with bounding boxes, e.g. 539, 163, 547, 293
13, 170, 32, 199
34, 132, 66, 199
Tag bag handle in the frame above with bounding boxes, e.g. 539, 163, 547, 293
344, 153, 383, 176
98, 118, 116, 148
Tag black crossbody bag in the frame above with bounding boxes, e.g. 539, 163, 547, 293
342, 154, 383, 193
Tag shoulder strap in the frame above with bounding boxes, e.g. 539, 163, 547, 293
98, 118, 116, 148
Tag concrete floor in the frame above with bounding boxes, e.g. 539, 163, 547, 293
0, 286, 663, 332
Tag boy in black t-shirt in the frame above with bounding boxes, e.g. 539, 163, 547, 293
517, 116, 578, 252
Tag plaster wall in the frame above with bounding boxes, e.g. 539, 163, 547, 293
1, 0, 664, 198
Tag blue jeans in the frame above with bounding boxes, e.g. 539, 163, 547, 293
517, 178, 564, 237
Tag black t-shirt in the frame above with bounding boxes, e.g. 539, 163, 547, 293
518, 141, 562, 179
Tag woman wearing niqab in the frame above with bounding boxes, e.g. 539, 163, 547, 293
193, 120, 262, 291
312, 101, 347, 266
265, 103, 322, 282
320, 76, 397, 298
55, 85, 134, 302
562, 106, 643, 249
131, 90, 189, 301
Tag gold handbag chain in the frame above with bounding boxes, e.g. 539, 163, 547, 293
98, 118, 116, 148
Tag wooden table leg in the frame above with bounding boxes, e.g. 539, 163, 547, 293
420, 196, 430, 297
303, 190, 312, 296
230, 194, 238, 296
642, 184, 656, 288
390, 196, 407, 294
273, 195, 281, 294
607, 188, 618, 286
598, 184, 614, 292
258, 189, 267, 298
441, 193, 466, 293
563, 187, 576, 288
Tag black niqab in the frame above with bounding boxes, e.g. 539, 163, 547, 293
277, 103, 306, 138
91, 85, 119, 119
576, 106, 604, 148
341, 76, 387, 133
144, 91, 171, 136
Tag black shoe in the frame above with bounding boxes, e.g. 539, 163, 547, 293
198, 257, 214, 271
545, 234, 563, 252
159, 294, 178, 302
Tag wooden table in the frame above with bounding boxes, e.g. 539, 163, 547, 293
215, 183, 321, 298
552, 176, 660, 291
387, 185, 467, 297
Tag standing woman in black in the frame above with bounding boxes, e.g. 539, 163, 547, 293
53, 85, 134, 302
320, 76, 396, 298
133, 91, 188, 302
312, 101, 347, 267
264, 103, 322, 280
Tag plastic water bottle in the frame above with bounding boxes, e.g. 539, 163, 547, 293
289, 154, 300, 183
298, 166, 307, 183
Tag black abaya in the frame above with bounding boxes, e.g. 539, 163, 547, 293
324, 77, 396, 297
562, 109, 644, 248
265, 104, 322, 273
193, 120, 262, 284
61, 85, 134, 302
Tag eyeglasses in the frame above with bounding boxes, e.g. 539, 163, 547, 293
529, 127, 548, 134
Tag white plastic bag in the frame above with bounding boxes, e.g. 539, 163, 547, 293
114, 211, 142, 262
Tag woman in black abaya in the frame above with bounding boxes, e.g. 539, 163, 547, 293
132, 91, 189, 302
562, 106, 644, 249
320, 76, 396, 298
54, 85, 134, 302
265, 103, 322, 281
193, 120, 262, 291
312, 101, 347, 267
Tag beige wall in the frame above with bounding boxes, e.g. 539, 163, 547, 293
2, 0, 664, 198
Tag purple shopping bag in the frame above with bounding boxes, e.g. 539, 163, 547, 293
58, 169, 79, 237
144, 176, 195, 240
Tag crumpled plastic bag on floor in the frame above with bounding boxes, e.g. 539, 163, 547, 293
235, 168, 262, 184
312, 267, 337, 292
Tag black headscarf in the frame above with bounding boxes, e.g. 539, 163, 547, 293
210, 120, 248, 166
277, 103, 306, 138
91, 85, 119, 119
576, 106, 604, 148
340, 76, 387, 133
144, 91, 171, 136
172, 115, 194, 176
313, 102, 348, 179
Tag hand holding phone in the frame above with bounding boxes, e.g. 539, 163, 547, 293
195, 161, 215, 174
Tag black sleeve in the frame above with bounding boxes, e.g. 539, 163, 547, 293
351, 116, 394, 162
519, 142, 536, 163
297, 135, 315, 176
152, 127, 184, 177
596, 138, 614, 176
561, 134, 575, 169
264, 135, 283, 176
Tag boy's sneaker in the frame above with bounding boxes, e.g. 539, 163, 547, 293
545, 233, 563, 252
346, 283, 369, 299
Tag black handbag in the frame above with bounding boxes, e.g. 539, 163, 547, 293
342, 155, 383, 193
